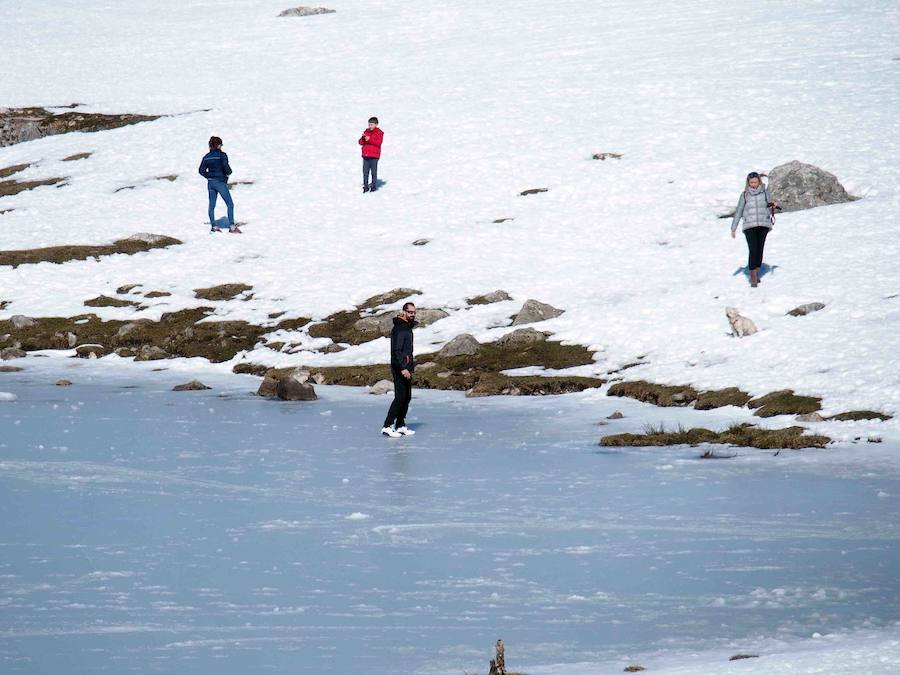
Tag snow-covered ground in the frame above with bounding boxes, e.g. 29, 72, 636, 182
1, 357, 898, 674
1, 0, 899, 420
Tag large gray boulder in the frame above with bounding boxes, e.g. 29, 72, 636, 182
368, 379, 394, 395
9, 315, 36, 329
0, 347, 26, 360
134, 345, 168, 361
276, 369, 318, 401
511, 299, 564, 325
467, 290, 512, 305
496, 327, 548, 347
439, 334, 480, 357
767, 161, 854, 212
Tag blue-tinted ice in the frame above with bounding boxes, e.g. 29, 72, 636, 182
1, 360, 898, 674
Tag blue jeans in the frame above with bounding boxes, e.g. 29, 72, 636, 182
207, 180, 234, 228
363, 158, 378, 189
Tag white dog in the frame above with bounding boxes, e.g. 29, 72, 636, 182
726, 307, 757, 337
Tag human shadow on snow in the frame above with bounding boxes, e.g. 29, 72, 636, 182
733, 263, 778, 281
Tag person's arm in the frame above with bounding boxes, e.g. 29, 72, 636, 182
198, 156, 207, 178
390, 329, 405, 370
731, 193, 745, 233
369, 130, 383, 148
222, 152, 232, 177
359, 133, 367, 146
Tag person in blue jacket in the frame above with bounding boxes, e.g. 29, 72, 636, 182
198, 136, 239, 233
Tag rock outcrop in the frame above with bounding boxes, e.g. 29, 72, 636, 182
439, 334, 481, 357
173, 380, 211, 391
767, 161, 855, 212
0, 107, 159, 148
511, 300, 564, 325
787, 302, 826, 317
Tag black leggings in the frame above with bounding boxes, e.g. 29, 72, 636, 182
744, 226, 769, 270
384, 367, 412, 428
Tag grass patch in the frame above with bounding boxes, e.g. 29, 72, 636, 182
748, 390, 821, 417
0, 307, 268, 364
0, 163, 31, 179
0, 235, 182, 268
827, 410, 893, 422
433, 339, 594, 372
84, 295, 138, 308
694, 387, 752, 410
607, 380, 699, 406
193, 283, 253, 301
601, 422, 829, 449
307, 288, 422, 344
0, 176, 66, 197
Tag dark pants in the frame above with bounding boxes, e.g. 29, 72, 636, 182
363, 158, 379, 189
207, 180, 234, 228
744, 226, 769, 270
383, 367, 412, 428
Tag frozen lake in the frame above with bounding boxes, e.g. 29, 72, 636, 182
1, 358, 898, 674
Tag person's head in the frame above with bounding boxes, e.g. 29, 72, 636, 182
746, 171, 761, 189
368, 116, 379, 130
401, 301, 416, 320
209, 136, 223, 150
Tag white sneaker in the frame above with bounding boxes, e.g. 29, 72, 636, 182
381, 426, 402, 438
395, 426, 415, 436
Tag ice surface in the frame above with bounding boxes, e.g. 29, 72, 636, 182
0, 358, 898, 673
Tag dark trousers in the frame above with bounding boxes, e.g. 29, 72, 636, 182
363, 158, 379, 189
383, 367, 412, 428
744, 226, 769, 270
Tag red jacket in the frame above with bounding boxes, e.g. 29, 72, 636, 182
359, 127, 383, 159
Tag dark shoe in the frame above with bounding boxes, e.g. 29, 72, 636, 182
363, 185, 370, 193
229, 227, 242, 234
210, 227, 218, 233
369, 186, 377, 192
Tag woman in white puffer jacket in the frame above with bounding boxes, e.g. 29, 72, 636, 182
731, 171, 777, 287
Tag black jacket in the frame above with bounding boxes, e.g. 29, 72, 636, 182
390, 316, 416, 372
198, 149, 232, 182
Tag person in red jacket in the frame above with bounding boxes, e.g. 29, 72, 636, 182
358, 116, 383, 193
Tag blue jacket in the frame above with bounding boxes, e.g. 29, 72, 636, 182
198, 149, 232, 182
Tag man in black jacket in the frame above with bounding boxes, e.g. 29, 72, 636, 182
382, 302, 417, 437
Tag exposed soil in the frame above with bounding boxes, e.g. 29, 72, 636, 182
62, 152, 92, 162
0, 107, 160, 148
0, 163, 32, 179
0, 235, 182, 268
0, 175, 66, 197
193, 283, 253, 301
827, 410, 893, 421
84, 295, 138, 308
